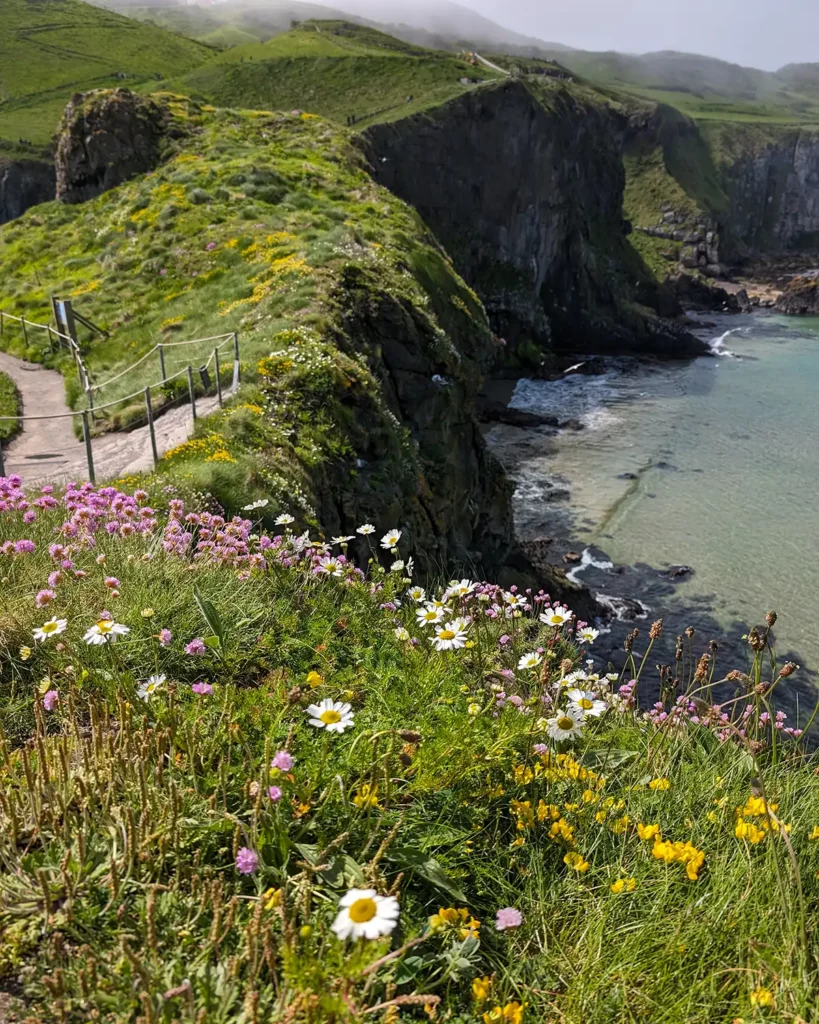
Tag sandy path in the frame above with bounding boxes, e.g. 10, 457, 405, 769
0, 351, 224, 486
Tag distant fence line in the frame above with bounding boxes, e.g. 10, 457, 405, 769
0, 309, 241, 483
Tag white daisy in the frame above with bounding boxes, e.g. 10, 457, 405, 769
517, 651, 543, 671
243, 498, 269, 511
539, 606, 573, 627
357, 523, 375, 535
331, 535, 354, 545
275, 513, 295, 526
433, 619, 468, 651
405, 556, 414, 576
407, 586, 426, 602
417, 605, 445, 626
317, 556, 344, 577
565, 688, 607, 717
503, 591, 527, 608
546, 708, 585, 741
447, 578, 475, 598
394, 626, 410, 641
32, 617, 67, 642
331, 888, 400, 940
380, 529, 401, 550
305, 698, 354, 734
390, 560, 405, 573
83, 619, 130, 645
137, 674, 166, 702
577, 627, 600, 644
428, 597, 448, 610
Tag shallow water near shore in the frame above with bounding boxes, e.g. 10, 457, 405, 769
491, 311, 819, 709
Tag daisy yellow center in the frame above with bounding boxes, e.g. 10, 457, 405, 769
424, 611, 436, 620
439, 629, 456, 640
97, 620, 114, 634
41, 621, 58, 634
320, 709, 342, 725
348, 897, 377, 923
557, 716, 575, 731
577, 698, 593, 709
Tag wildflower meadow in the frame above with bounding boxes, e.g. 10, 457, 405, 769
1, 474, 819, 1022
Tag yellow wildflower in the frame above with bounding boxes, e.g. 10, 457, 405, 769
306, 670, 323, 687
563, 851, 590, 873
735, 818, 767, 844
637, 823, 661, 841
610, 815, 631, 834
809, 826, 819, 840
651, 838, 705, 880
19, 646, 32, 661
262, 888, 281, 910
352, 783, 380, 809
483, 1002, 524, 1024
610, 877, 637, 893
141, 608, 155, 618
472, 976, 493, 1002
750, 987, 775, 1008
429, 907, 481, 940
649, 778, 671, 791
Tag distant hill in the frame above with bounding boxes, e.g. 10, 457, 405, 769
162, 18, 503, 127
0, 0, 212, 155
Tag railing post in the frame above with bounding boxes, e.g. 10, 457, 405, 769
158, 343, 166, 384
81, 411, 95, 484
233, 331, 239, 363
47, 325, 55, 351
145, 386, 159, 466
0, 441, 5, 478
85, 385, 95, 424
214, 347, 223, 406
0, 311, 4, 338
21, 318, 28, 347
187, 365, 197, 420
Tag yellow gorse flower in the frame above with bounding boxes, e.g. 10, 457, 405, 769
563, 851, 590, 873
637, 822, 661, 841
652, 838, 705, 880
472, 976, 493, 1002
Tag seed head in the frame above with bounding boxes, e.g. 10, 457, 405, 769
765, 610, 778, 627
649, 618, 663, 640
780, 661, 798, 678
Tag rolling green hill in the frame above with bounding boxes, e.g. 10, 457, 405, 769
161, 20, 501, 128
0, 0, 213, 153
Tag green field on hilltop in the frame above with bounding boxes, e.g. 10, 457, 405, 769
160, 21, 499, 127
0, 0, 212, 151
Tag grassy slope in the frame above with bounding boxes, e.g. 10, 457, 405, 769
161, 21, 501, 128
1, 483, 818, 1022
0, 370, 20, 443
0, 95, 489, 516
0, 0, 212, 152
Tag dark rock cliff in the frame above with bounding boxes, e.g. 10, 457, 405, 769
364, 80, 706, 361
775, 272, 819, 315
0, 159, 55, 224
56, 89, 175, 204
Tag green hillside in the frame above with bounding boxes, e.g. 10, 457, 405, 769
162, 20, 500, 128
0, 0, 212, 153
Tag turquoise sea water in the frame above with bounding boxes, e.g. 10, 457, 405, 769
503, 312, 819, 684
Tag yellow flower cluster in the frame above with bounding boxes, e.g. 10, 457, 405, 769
734, 795, 789, 844
651, 838, 705, 880
563, 851, 589, 873
648, 777, 671, 791
205, 449, 236, 463
428, 906, 481, 940
611, 876, 637, 893
472, 976, 493, 1002
164, 432, 232, 464
160, 315, 185, 332
352, 783, 379, 809
483, 1003, 524, 1024
71, 279, 100, 297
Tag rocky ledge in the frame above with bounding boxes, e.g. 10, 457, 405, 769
775, 272, 819, 315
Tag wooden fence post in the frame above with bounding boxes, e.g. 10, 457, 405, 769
214, 347, 223, 406
187, 366, 197, 421
81, 412, 95, 484
145, 387, 158, 466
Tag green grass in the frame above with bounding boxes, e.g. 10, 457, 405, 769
0, 483, 818, 1022
0, 370, 20, 443
0, 0, 213, 151
160, 22, 501, 129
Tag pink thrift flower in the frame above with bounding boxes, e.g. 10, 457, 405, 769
42, 690, 59, 711
533, 743, 548, 755
495, 907, 523, 931
35, 589, 56, 608
192, 681, 213, 695
268, 786, 282, 802
185, 638, 206, 656
159, 628, 172, 646
236, 847, 259, 875
104, 576, 120, 590
271, 751, 294, 771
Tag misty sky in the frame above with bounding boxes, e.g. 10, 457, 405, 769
356, 0, 819, 71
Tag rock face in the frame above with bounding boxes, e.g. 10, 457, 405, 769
775, 273, 819, 315
364, 81, 705, 360
0, 159, 55, 224
56, 89, 173, 204
714, 126, 819, 253
666, 272, 750, 312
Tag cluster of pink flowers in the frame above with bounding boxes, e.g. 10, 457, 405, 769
646, 694, 803, 742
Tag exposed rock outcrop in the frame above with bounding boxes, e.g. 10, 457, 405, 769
56, 89, 175, 204
0, 159, 55, 224
364, 80, 706, 361
666, 272, 750, 312
775, 272, 819, 315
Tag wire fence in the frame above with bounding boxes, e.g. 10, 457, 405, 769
0, 309, 241, 484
